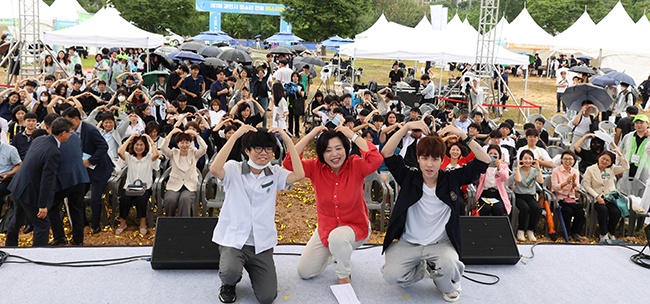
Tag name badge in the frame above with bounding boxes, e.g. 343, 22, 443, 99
261, 181, 274, 188
631, 154, 641, 164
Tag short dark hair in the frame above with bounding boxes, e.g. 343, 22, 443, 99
525, 128, 539, 137
316, 130, 350, 165
472, 111, 483, 118
190, 64, 200, 70
420, 74, 430, 81
372, 114, 384, 123
468, 122, 481, 131
523, 123, 535, 130
416, 135, 446, 160
145, 121, 160, 135
489, 129, 502, 138
51, 117, 73, 135
596, 150, 616, 168
534, 117, 546, 124
62, 107, 82, 119
561, 150, 576, 162
175, 132, 193, 144
31, 129, 49, 139
43, 113, 60, 128
100, 112, 115, 123
241, 127, 276, 151
97, 80, 106, 86
179, 65, 190, 73
486, 144, 502, 159
498, 122, 512, 130
184, 121, 200, 132
410, 107, 421, 114
24, 112, 38, 120
177, 94, 188, 102
626, 106, 639, 115
227, 76, 237, 83
125, 75, 135, 81
223, 125, 238, 133
24, 80, 37, 87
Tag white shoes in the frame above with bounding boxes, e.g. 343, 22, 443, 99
608, 233, 616, 240
516, 230, 526, 242
526, 230, 537, 242
443, 291, 461, 302
599, 234, 609, 242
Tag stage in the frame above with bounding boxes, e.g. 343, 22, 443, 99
0, 244, 647, 303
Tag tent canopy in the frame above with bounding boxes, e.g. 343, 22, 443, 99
49, 0, 88, 21
43, 7, 164, 48
355, 14, 388, 40
191, 31, 233, 43
501, 7, 554, 50
265, 32, 303, 43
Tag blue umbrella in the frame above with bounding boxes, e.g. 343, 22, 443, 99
168, 51, 205, 63
561, 84, 614, 111
265, 32, 303, 43
605, 71, 636, 86
192, 31, 234, 43
321, 36, 354, 48
254, 34, 261, 38
590, 75, 617, 87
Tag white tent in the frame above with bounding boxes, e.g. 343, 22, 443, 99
44, 7, 164, 48
413, 15, 431, 32
0, 0, 54, 38
551, 11, 598, 57
499, 7, 554, 50
49, 0, 88, 22
636, 14, 650, 33
355, 14, 389, 40
485, 17, 510, 47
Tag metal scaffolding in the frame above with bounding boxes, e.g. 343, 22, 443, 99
18, 0, 41, 80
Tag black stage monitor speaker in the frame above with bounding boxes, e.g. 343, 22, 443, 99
459, 216, 520, 265
151, 217, 220, 270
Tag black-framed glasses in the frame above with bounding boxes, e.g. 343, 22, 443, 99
253, 146, 274, 153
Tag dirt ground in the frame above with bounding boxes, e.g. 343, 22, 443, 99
0, 62, 647, 247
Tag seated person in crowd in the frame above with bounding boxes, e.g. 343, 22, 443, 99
534, 117, 550, 146
614, 105, 638, 145
573, 133, 606, 174
441, 143, 474, 171
484, 130, 511, 164
571, 102, 600, 147
11, 112, 38, 159
516, 128, 553, 168
161, 128, 207, 216
515, 123, 545, 149
551, 150, 584, 242
582, 146, 628, 242
510, 150, 544, 242
474, 145, 510, 216
498, 122, 516, 148
210, 125, 304, 304
380, 122, 491, 303
453, 109, 471, 132
115, 133, 159, 236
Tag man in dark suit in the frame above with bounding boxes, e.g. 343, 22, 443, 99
41, 113, 90, 246
63, 107, 114, 234
5, 118, 73, 246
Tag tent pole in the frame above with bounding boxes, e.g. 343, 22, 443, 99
146, 48, 150, 73
439, 62, 443, 97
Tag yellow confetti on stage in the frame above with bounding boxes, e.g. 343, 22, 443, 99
283, 296, 290, 300
402, 295, 409, 300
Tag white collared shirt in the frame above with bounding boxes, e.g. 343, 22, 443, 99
212, 160, 292, 254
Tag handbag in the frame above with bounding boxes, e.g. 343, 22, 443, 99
125, 179, 147, 197
604, 191, 629, 217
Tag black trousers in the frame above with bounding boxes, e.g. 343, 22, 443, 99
515, 193, 541, 231
594, 202, 621, 236
478, 188, 506, 216
5, 198, 50, 247
119, 189, 152, 219
556, 92, 566, 112
288, 107, 301, 137
559, 201, 585, 235
50, 183, 87, 244
86, 180, 108, 230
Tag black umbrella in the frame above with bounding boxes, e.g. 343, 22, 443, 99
199, 46, 223, 58
203, 57, 227, 68
569, 66, 596, 75
154, 46, 179, 56
231, 45, 250, 53
605, 71, 636, 86
291, 45, 307, 53
269, 46, 294, 55
561, 84, 614, 111
218, 49, 252, 63
179, 41, 205, 53
296, 56, 325, 66
600, 67, 617, 74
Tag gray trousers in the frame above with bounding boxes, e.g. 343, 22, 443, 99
219, 245, 277, 304
382, 239, 464, 294
163, 188, 195, 217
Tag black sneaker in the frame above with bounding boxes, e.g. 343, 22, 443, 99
219, 284, 236, 303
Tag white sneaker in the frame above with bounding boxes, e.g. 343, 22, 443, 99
516, 230, 525, 242
608, 233, 616, 241
443, 291, 461, 302
599, 234, 609, 242
526, 230, 537, 242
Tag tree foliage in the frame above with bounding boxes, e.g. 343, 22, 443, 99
282, 0, 373, 41
110, 0, 209, 35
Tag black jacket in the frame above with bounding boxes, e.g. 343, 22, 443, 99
381, 155, 488, 256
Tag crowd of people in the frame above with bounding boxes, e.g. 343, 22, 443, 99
1, 44, 649, 304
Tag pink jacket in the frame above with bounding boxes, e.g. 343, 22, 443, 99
475, 163, 511, 214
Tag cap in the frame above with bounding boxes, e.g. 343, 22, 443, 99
74, 63, 82, 71
498, 122, 512, 130
633, 114, 649, 123
593, 130, 613, 143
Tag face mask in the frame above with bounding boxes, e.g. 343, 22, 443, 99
247, 158, 268, 171
391, 100, 398, 105
40, 96, 48, 102
490, 155, 498, 161
118, 96, 126, 102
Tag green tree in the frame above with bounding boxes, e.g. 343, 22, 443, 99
282, 0, 373, 41
109, 0, 208, 35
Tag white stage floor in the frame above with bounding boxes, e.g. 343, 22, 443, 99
0, 244, 648, 303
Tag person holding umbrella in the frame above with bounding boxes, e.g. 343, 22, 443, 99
571, 101, 600, 147
613, 82, 635, 124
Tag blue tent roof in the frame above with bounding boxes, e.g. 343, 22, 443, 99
191, 31, 234, 43
321, 36, 354, 48
265, 32, 303, 43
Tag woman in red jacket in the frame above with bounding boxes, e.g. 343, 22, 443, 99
283, 125, 383, 284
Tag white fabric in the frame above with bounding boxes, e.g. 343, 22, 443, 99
44, 7, 164, 48
402, 184, 450, 246
272, 97, 288, 130
213, 160, 291, 254
123, 151, 159, 190
556, 77, 569, 93
49, 0, 88, 21
272, 67, 293, 84
516, 146, 552, 162
483, 167, 499, 189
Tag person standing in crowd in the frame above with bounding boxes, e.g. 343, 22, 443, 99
211, 126, 304, 304
380, 122, 491, 303
619, 115, 650, 182
614, 106, 638, 145
388, 62, 404, 84
180, 64, 205, 109
612, 82, 635, 124
284, 125, 383, 285
210, 70, 230, 111
168, 65, 189, 102
5, 118, 72, 247
0, 130, 22, 222
272, 60, 293, 85
285, 72, 305, 138
420, 74, 435, 104
555, 71, 568, 112
63, 107, 114, 234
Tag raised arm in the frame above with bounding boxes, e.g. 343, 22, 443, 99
210, 124, 257, 180
118, 133, 138, 160
439, 124, 492, 164
272, 128, 304, 184
382, 120, 429, 158
294, 125, 327, 155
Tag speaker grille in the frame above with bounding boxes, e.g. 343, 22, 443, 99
459, 216, 520, 265
151, 217, 221, 269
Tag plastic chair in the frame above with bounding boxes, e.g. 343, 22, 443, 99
526, 114, 546, 124
419, 103, 436, 115
616, 177, 648, 236
507, 188, 519, 235
553, 124, 573, 148
383, 172, 399, 216
598, 121, 616, 135
154, 167, 204, 218
551, 114, 570, 126
200, 171, 226, 217
546, 146, 564, 159
364, 172, 388, 233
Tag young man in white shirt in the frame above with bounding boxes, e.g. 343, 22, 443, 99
210, 126, 304, 304
555, 71, 568, 112
516, 128, 553, 168
271, 60, 293, 85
